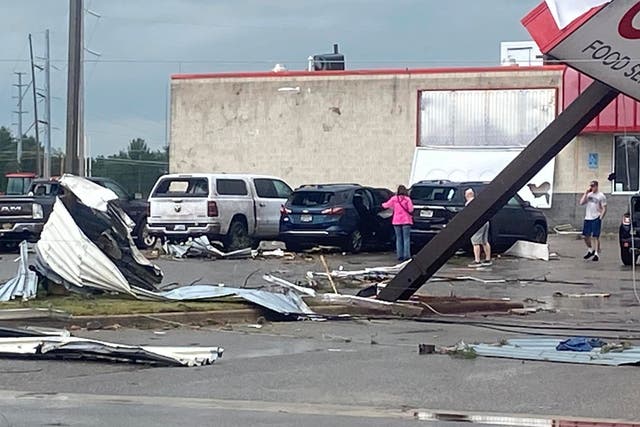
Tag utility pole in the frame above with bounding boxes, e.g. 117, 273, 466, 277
12, 72, 27, 170
65, 0, 83, 175
43, 29, 52, 179
29, 33, 41, 176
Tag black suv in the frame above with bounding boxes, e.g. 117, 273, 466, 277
409, 180, 548, 252
279, 184, 393, 253
619, 194, 640, 265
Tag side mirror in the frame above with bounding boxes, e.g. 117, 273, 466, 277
133, 193, 143, 200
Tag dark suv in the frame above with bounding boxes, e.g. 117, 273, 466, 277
619, 194, 640, 265
409, 180, 548, 252
279, 184, 393, 253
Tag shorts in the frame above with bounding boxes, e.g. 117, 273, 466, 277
582, 218, 602, 238
471, 222, 490, 245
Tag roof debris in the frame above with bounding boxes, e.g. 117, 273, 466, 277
0, 241, 37, 302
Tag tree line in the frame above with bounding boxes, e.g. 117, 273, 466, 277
0, 126, 168, 197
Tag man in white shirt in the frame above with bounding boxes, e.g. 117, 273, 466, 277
579, 180, 607, 262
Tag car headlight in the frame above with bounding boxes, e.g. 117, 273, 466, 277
32, 203, 44, 219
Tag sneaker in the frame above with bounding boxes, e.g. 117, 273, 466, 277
592, 254, 599, 262
481, 260, 493, 267
468, 261, 483, 268
583, 251, 595, 260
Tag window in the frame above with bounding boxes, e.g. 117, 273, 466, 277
614, 135, 640, 192
217, 179, 248, 196
254, 179, 293, 199
410, 186, 457, 202
98, 180, 129, 199
507, 197, 521, 207
153, 178, 209, 198
290, 191, 334, 207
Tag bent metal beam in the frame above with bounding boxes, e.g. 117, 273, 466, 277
378, 80, 619, 302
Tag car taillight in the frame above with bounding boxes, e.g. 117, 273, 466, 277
208, 201, 219, 217
321, 207, 344, 215
280, 205, 292, 215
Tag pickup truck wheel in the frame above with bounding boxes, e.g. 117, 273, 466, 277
343, 230, 363, 254
135, 218, 158, 250
225, 220, 251, 251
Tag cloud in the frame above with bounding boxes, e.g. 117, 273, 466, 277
0, 0, 540, 158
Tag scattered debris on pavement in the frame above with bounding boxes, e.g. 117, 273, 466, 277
162, 236, 295, 260
504, 240, 550, 261
552, 292, 611, 298
0, 241, 37, 302
468, 338, 640, 366
553, 224, 582, 235
0, 327, 223, 367
0, 308, 70, 321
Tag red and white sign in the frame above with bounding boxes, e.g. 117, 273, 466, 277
524, 0, 640, 102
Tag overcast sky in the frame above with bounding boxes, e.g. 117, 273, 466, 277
0, 0, 539, 157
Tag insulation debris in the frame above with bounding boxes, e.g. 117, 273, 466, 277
470, 338, 640, 366
0, 241, 37, 302
504, 240, 550, 261
163, 236, 294, 260
0, 335, 223, 367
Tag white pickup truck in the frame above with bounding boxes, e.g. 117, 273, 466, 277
147, 173, 293, 250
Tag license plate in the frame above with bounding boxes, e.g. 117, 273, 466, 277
2, 223, 13, 230
420, 210, 433, 218
174, 224, 186, 231
300, 214, 312, 223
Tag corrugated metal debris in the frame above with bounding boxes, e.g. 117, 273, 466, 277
0, 241, 37, 302
133, 284, 315, 316
471, 338, 640, 366
504, 240, 550, 261
34, 175, 163, 293
0, 334, 223, 367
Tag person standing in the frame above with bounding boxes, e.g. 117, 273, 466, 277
464, 188, 492, 268
382, 185, 414, 261
580, 180, 607, 262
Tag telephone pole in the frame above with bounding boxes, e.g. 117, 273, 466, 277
65, 0, 83, 175
29, 33, 41, 176
43, 29, 52, 179
12, 72, 27, 170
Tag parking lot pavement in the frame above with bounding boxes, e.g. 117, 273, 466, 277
0, 234, 634, 326
1, 235, 640, 422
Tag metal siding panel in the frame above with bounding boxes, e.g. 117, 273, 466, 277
419, 89, 557, 148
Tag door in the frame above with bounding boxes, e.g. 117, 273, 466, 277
253, 178, 292, 237
353, 189, 377, 239
149, 177, 210, 224
491, 196, 530, 247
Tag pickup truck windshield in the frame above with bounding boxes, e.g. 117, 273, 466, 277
410, 186, 457, 202
290, 191, 334, 207
153, 178, 209, 198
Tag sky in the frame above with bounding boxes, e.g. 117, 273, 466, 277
0, 0, 540, 157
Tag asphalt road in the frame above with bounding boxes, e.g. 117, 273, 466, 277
0, 235, 639, 425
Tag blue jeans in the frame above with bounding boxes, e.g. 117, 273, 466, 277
394, 225, 411, 261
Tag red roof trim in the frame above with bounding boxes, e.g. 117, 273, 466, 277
171, 65, 566, 80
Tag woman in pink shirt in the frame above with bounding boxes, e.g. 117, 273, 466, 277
382, 185, 414, 261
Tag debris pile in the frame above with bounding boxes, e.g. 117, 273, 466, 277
0, 326, 222, 367
163, 236, 294, 260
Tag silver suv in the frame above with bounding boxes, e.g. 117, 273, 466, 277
148, 173, 292, 250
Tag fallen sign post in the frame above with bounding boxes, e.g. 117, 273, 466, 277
379, 0, 640, 302
378, 81, 619, 302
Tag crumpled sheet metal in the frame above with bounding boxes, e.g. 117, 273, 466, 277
36, 199, 135, 296
164, 236, 253, 259
0, 336, 223, 367
471, 338, 640, 366
0, 241, 37, 302
309, 260, 411, 280
133, 284, 314, 316
58, 175, 118, 212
